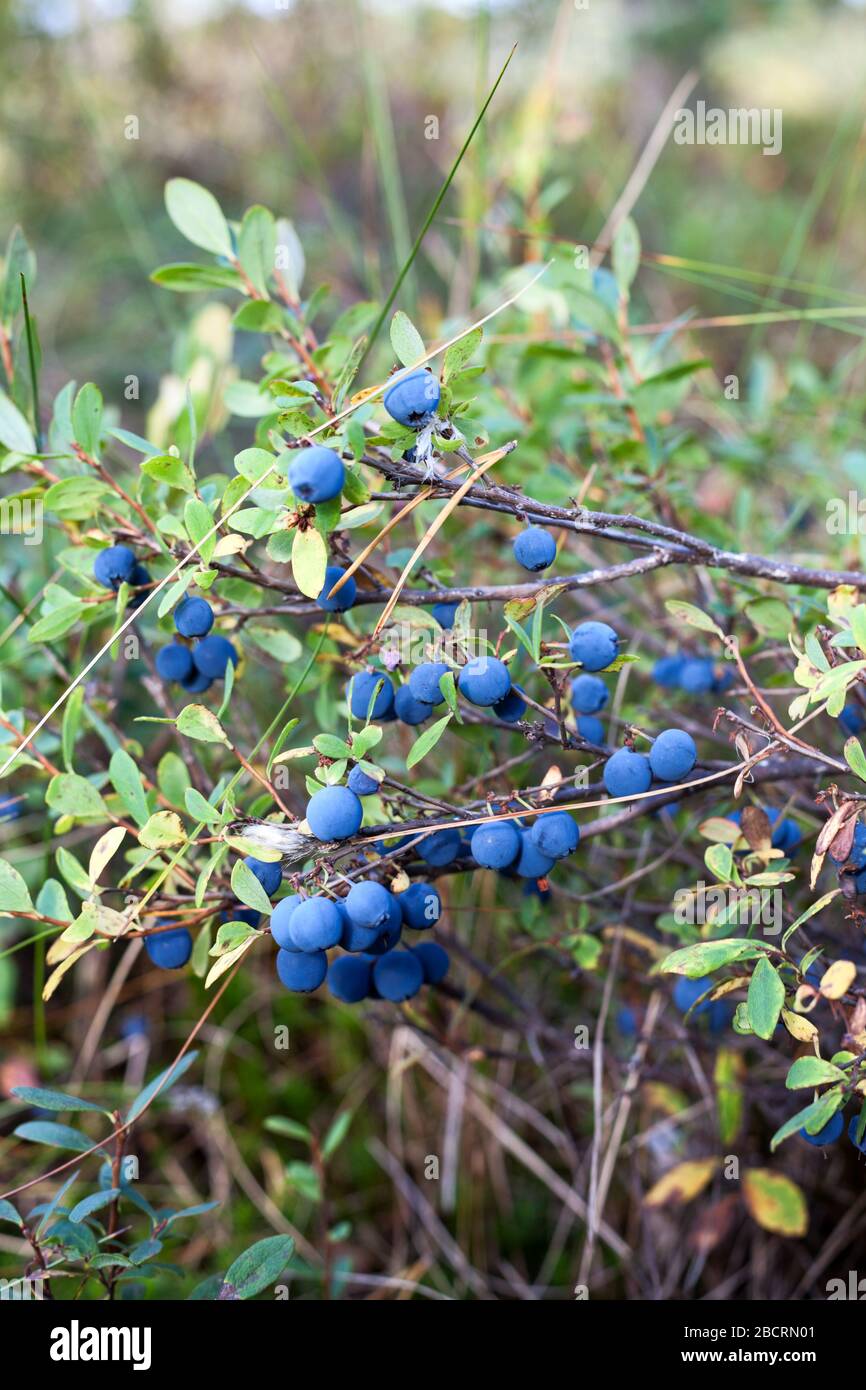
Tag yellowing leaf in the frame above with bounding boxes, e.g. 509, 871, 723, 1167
742, 1169, 808, 1237
644, 1157, 719, 1208
42, 943, 98, 1001
140, 811, 186, 850
820, 960, 856, 1000
88, 827, 127, 887
781, 1008, 818, 1043
291, 526, 327, 598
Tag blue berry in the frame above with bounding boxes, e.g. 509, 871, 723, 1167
418, 828, 461, 867
432, 602, 458, 629
649, 729, 697, 783
222, 905, 261, 930
288, 445, 345, 503
348, 765, 379, 796
570, 674, 609, 714
397, 881, 441, 930
800, 1112, 844, 1147
373, 949, 425, 1001
175, 596, 214, 638
394, 684, 433, 725
288, 897, 343, 951
616, 1006, 637, 1037
529, 811, 579, 860
576, 714, 605, 744
345, 880, 393, 929
128, 563, 151, 607
317, 565, 356, 612
470, 821, 520, 869
328, 954, 372, 1003
679, 658, 715, 694
306, 786, 363, 841
243, 855, 282, 897
365, 912, 403, 956
840, 703, 865, 736
652, 654, 685, 688
383, 369, 441, 429
276, 947, 327, 993
156, 642, 194, 684
347, 670, 395, 721
848, 1115, 866, 1153
493, 686, 527, 723
180, 667, 213, 693
339, 899, 380, 952
192, 635, 238, 680
145, 925, 192, 970
569, 621, 619, 671
93, 544, 136, 589
673, 975, 713, 1017
0, 794, 22, 821
514, 829, 556, 879
457, 656, 511, 706
411, 941, 450, 984
603, 748, 652, 798
270, 895, 301, 949
513, 526, 556, 572
408, 661, 448, 705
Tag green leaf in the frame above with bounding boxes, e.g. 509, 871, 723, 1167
69, 1189, 120, 1223
109, 748, 150, 828
230, 858, 273, 916
443, 326, 482, 384
0, 1198, 22, 1227
72, 383, 103, 457
389, 310, 425, 367
184, 497, 216, 564
151, 262, 244, 293
165, 178, 233, 258
0, 856, 33, 911
406, 713, 453, 770
43, 477, 111, 519
785, 1056, 848, 1089
11, 1086, 106, 1114
157, 751, 191, 805
28, 602, 84, 643
184, 787, 223, 826
0, 385, 35, 454
284, 1160, 321, 1203
141, 453, 196, 494
237, 205, 276, 298
222, 1235, 295, 1300
61, 685, 84, 772
126, 1050, 199, 1123
176, 704, 231, 746
46, 773, 107, 821
844, 737, 866, 784
321, 1110, 353, 1160
14, 1121, 95, 1152
704, 843, 734, 883
658, 938, 768, 978
744, 597, 791, 639
612, 216, 640, 297
747, 957, 785, 1040
263, 1116, 312, 1142
664, 599, 724, 638
292, 525, 327, 598
313, 733, 352, 759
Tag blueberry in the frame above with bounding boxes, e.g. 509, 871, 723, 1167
276, 947, 327, 993
514, 829, 556, 879
679, 658, 715, 694
840, 703, 866, 736
513, 526, 556, 572
431, 602, 458, 629
93, 544, 136, 590
529, 811, 579, 860
347, 670, 395, 721
156, 642, 194, 684
418, 828, 462, 867
192, 635, 238, 680
848, 1115, 866, 1153
493, 686, 527, 723
345, 880, 393, 929
411, 941, 450, 984
800, 1112, 844, 1147
616, 1006, 637, 1037
270, 895, 301, 950
568, 621, 619, 671
649, 729, 697, 783
652, 654, 685, 688
365, 912, 403, 955
383, 369, 441, 429
373, 949, 425, 1001
306, 786, 363, 841
145, 924, 192, 970
348, 765, 379, 796
175, 596, 214, 639
328, 954, 372, 1003
457, 656, 511, 706
222, 905, 261, 930
408, 661, 448, 705
576, 714, 605, 744
397, 881, 441, 930
243, 855, 282, 897
339, 899, 381, 952
470, 821, 520, 869
0, 794, 23, 821
288, 896, 343, 951
288, 445, 345, 503
180, 667, 213, 693
394, 684, 433, 725
128, 563, 151, 607
570, 674, 609, 715
603, 748, 652, 798
317, 565, 356, 612
673, 975, 713, 1016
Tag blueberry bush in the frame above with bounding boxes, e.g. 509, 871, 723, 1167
2, 123, 866, 1301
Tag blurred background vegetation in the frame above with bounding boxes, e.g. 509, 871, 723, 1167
2, 0, 866, 1301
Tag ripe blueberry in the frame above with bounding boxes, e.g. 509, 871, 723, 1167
345, 880, 393, 929
411, 941, 450, 984
288, 445, 345, 503
570, 674, 609, 714
652, 653, 686, 688
470, 821, 520, 869
243, 855, 282, 897
145, 924, 192, 970
175, 596, 214, 638
679, 657, 715, 694
397, 881, 441, 930
192, 635, 238, 680
529, 811, 579, 860
576, 714, 605, 745
317, 565, 356, 612
848, 1115, 866, 1153
418, 828, 462, 866
348, 765, 379, 796
603, 748, 652, 798
328, 954, 372, 1003
156, 642, 194, 684
180, 667, 213, 693
383, 369, 441, 429
408, 661, 448, 705
513, 526, 556, 572
493, 686, 527, 723
306, 785, 363, 841
514, 829, 556, 879
394, 684, 433, 725
288, 896, 343, 951
673, 975, 713, 1016
93, 544, 136, 590
270, 894, 301, 950
276, 947, 327, 993
347, 670, 395, 721
457, 656, 511, 706
431, 602, 458, 629
800, 1112, 844, 1147
339, 899, 381, 952
649, 729, 697, 783
373, 949, 425, 1001
568, 621, 619, 671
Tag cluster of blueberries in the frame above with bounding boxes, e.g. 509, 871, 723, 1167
155, 597, 238, 693
347, 654, 527, 730
92, 543, 150, 603
651, 651, 732, 696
